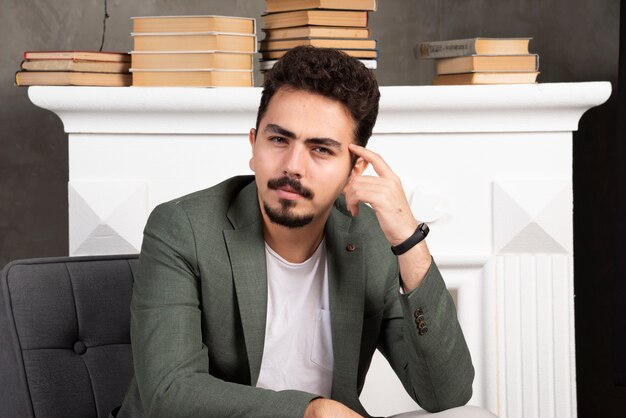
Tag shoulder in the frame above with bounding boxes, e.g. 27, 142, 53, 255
169, 175, 255, 208
155, 175, 254, 212
148, 175, 255, 229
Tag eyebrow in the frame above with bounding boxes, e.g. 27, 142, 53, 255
264, 123, 343, 149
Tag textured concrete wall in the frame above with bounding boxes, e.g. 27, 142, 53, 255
0, 0, 623, 416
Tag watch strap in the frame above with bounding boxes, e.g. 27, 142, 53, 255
391, 223, 429, 256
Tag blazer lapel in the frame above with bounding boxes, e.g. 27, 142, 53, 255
223, 181, 267, 386
223, 183, 367, 396
325, 206, 366, 401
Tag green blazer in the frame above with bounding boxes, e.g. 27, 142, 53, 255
115, 176, 473, 418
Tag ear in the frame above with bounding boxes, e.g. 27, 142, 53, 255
248, 128, 256, 172
350, 157, 369, 177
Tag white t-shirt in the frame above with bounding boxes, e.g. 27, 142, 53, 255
256, 239, 334, 398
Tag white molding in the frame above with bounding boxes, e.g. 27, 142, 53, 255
28, 82, 611, 134
496, 255, 575, 418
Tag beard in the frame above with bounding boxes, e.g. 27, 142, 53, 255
263, 200, 314, 228
263, 176, 315, 228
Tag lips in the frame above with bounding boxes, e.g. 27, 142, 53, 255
278, 185, 300, 194
267, 176, 314, 200
276, 185, 303, 200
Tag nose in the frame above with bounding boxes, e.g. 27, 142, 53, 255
283, 144, 306, 179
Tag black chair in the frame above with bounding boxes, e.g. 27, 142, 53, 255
0, 255, 138, 418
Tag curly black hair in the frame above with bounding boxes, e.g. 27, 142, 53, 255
255, 46, 380, 147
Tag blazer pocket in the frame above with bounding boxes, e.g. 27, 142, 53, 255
311, 309, 334, 371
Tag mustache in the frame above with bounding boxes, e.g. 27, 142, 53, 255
267, 176, 314, 200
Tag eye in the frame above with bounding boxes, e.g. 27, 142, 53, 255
312, 146, 333, 156
269, 136, 287, 144
313, 147, 333, 155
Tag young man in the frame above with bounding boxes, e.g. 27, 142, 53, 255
114, 46, 474, 418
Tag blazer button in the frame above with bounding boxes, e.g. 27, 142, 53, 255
346, 243, 356, 252
415, 314, 425, 323
414, 307, 424, 317
419, 326, 428, 335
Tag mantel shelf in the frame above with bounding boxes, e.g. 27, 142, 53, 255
29, 82, 611, 135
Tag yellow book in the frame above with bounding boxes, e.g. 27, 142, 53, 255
260, 38, 376, 51
21, 59, 130, 73
435, 54, 539, 75
263, 26, 370, 40
131, 52, 253, 70
263, 10, 368, 29
15, 71, 131, 87
433, 72, 539, 85
23, 50, 130, 62
132, 15, 255, 34
131, 69, 253, 87
132, 33, 257, 53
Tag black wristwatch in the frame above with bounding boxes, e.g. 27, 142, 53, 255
390, 223, 429, 256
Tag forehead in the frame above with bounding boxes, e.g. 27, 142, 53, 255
260, 88, 355, 141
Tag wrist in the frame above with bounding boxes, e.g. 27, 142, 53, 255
389, 219, 419, 247
391, 222, 429, 256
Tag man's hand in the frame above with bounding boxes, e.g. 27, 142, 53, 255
303, 399, 363, 418
344, 144, 432, 292
344, 144, 418, 245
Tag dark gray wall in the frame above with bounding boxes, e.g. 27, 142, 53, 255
1, 0, 623, 416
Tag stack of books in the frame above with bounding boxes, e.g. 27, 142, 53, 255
15, 51, 131, 86
130, 15, 257, 87
259, 0, 378, 71
418, 37, 539, 85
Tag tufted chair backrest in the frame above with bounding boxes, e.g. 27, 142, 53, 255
0, 255, 138, 418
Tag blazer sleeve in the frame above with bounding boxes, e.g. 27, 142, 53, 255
376, 258, 474, 413
130, 202, 318, 418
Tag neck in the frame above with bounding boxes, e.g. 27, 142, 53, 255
262, 212, 328, 263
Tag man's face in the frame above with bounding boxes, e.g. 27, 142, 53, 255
249, 87, 366, 229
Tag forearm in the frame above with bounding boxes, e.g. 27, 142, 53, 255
141, 371, 316, 418
380, 260, 474, 412
401, 261, 474, 411
397, 239, 432, 292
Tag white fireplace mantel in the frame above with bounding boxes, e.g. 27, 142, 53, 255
29, 82, 611, 418
29, 83, 606, 134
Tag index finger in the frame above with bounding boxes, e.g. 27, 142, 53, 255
349, 143, 395, 178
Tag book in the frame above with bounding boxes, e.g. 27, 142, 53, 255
263, 26, 370, 40
260, 58, 377, 71
23, 50, 130, 63
131, 51, 253, 70
436, 54, 539, 75
132, 32, 257, 53
21, 59, 130, 73
261, 48, 377, 59
263, 10, 368, 29
15, 71, 131, 86
432, 72, 539, 85
132, 15, 255, 34
130, 69, 253, 87
260, 37, 376, 51
265, 0, 377, 13
418, 38, 532, 58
